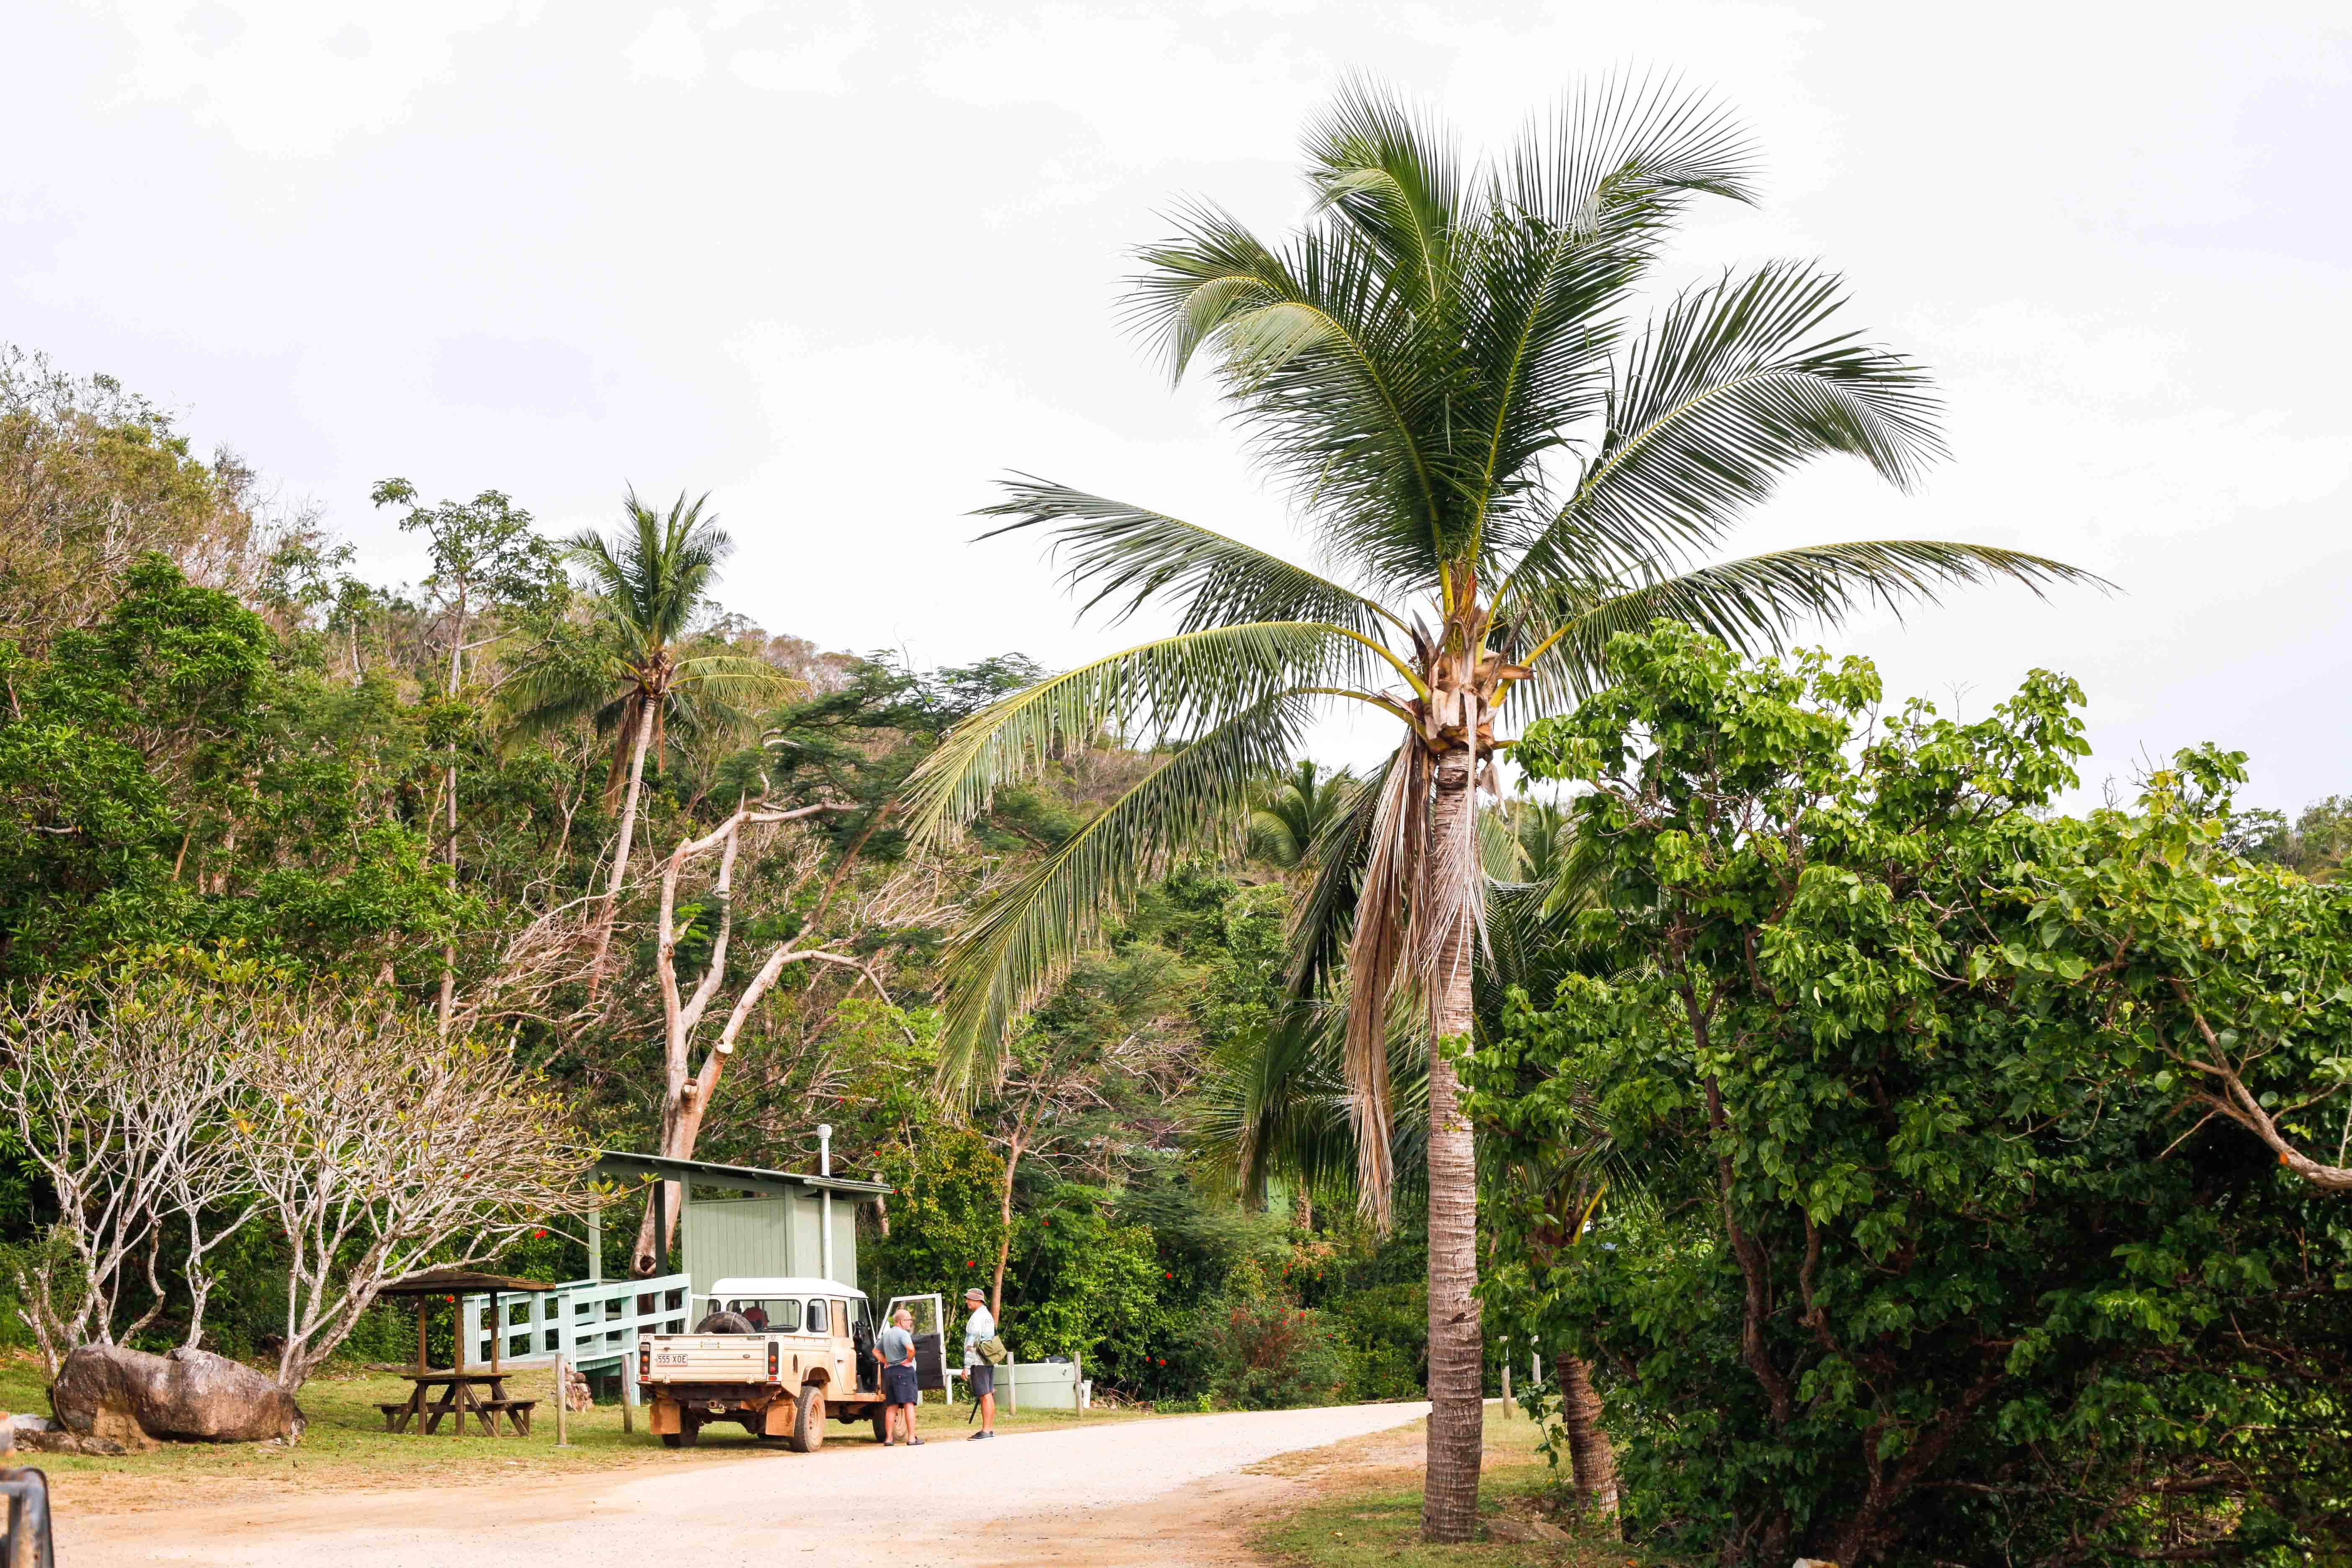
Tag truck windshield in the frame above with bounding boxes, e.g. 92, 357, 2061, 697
721, 1298, 801, 1331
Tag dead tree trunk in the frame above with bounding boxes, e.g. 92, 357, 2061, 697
626, 797, 871, 1275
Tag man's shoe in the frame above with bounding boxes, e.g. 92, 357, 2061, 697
909, 1436, 925, 1445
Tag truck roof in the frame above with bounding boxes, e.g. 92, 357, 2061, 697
708, 1277, 869, 1300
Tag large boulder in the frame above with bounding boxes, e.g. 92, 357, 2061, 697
52, 1345, 306, 1444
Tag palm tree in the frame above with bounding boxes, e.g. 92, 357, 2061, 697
904, 78, 2094, 1540
1247, 759, 1358, 873
504, 489, 793, 984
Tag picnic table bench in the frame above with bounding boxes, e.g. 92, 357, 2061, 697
377, 1371, 538, 1436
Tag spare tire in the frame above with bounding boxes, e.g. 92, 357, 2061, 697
693, 1310, 756, 1335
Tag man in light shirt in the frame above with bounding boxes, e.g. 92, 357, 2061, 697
962, 1286, 997, 1440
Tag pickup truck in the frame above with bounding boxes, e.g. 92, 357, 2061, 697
636, 1277, 942, 1450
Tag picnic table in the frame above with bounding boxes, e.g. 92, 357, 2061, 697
374, 1267, 554, 1439
379, 1369, 538, 1436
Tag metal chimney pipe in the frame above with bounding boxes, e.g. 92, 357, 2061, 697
817, 1124, 835, 1283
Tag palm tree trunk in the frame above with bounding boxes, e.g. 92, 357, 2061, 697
1555, 1351, 1620, 1522
1421, 745, 1485, 1544
588, 697, 658, 994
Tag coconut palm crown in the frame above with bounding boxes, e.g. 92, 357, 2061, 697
503, 489, 795, 982
903, 79, 2094, 1540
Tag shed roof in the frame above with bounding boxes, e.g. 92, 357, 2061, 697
377, 1268, 556, 1297
594, 1150, 892, 1202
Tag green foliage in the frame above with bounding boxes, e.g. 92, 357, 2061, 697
0, 556, 467, 976
1198, 1256, 1358, 1411
2, 348, 262, 656
866, 1122, 1005, 1307
1000, 1182, 1173, 1377
1477, 623, 2352, 1565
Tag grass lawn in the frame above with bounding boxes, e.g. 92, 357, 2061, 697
1255, 1407, 1694, 1568
0, 1351, 1154, 1513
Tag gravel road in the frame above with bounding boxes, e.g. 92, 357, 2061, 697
63, 1400, 1433, 1568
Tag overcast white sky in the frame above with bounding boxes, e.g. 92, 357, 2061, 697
6, 1, 2348, 810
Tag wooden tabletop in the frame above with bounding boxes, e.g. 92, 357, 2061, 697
397, 1371, 512, 1383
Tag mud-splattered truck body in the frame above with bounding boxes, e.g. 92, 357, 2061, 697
638, 1276, 887, 1450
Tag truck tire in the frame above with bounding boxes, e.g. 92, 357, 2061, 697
692, 1310, 755, 1334
871, 1408, 889, 1444
663, 1413, 703, 1449
790, 1385, 825, 1452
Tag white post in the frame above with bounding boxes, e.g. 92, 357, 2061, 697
818, 1123, 835, 1284
621, 1328, 637, 1434
587, 1206, 601, 1284
1501, 1336, 1511, 1418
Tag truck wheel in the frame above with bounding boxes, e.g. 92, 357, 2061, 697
791, 1385, 825, 1452
664, 1413, 702, 1449
871, 1408, 889, 1444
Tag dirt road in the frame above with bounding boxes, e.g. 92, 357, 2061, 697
61, 1401, 1433, 1568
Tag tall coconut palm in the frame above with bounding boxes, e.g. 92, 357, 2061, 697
504, 489, 793, 984
904, 78, 2094, 1540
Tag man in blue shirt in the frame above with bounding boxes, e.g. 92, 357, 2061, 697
876, 1307, 923, 1445
962, 1287, 997, 1440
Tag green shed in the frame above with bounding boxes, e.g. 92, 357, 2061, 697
594, 1144, 890, 1310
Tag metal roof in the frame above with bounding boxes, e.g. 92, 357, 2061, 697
710, 1277, 870, 1300
377, 1268, 557, 1296
594, 1150, 892, 1201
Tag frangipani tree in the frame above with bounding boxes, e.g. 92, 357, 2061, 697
905, 79, 2092, 1540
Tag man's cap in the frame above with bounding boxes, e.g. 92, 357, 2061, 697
964, 1287, 987, 1301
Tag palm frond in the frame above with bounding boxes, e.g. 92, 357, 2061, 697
1341, 741, 1430, 1226
975, 477, 1401, 638
1456, 78, 1758, 561
1507, 74, 1755, 239
1510, 540, 2108, 714
933, 691, 1318, 1088
1501, 260, 1947, 584
1285, 753, 1387, 1000
903, 622, 1385, 841
1305, 76, 1466, 315
1124, 207, 1455, 589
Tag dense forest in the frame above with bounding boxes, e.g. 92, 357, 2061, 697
0, 346, 1430, 1409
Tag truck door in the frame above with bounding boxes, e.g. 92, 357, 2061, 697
830, 1299, 851, 1387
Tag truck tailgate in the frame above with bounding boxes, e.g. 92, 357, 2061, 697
646, 1336, 770, 1380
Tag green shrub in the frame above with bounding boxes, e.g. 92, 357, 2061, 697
1200, 1259, 1357, 1410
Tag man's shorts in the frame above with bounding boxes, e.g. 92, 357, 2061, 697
883, 1364, 919, 1406
966, 1363, 996, 1398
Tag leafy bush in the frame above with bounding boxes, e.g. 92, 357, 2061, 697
1199, 1259, 1357, 1410
1480, 625, 2352, 1567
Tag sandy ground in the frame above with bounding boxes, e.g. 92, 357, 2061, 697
59, 1400, 1434, 1568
